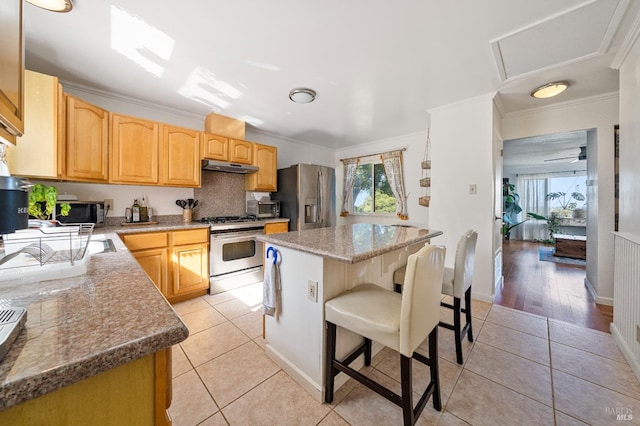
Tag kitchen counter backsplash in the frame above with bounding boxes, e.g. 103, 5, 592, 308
194, 171, 247, 218
105, 214, 183, 227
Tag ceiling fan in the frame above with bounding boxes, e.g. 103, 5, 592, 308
544, 146, 587, 163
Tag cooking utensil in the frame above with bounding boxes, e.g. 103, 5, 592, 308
176, 199, 187, 209
187, 198, 194, 208
192, 200, 199, 209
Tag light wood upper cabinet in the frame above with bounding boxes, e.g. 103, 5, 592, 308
201, 133, 228, 161
110, 113, 159, 184
0, 0, 24, 144
229, 139, 252, 164
160, 124, 201, 187
6, 70, 62, 178
65, 94, 109, 182
246, 142, 277, 191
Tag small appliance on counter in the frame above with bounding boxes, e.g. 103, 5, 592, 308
55, 201, 105, 226
0, 176, 30, 234
246, 199, 280, 218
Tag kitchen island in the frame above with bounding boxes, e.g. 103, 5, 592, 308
0, 230, 189, 425
257, 223, 442, 401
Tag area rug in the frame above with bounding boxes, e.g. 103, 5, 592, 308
539, 246, 586, 266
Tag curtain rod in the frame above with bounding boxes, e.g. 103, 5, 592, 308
516, 169, 586, 176
340, 147, 407, 163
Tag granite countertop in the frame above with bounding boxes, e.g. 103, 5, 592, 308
0, 231, 189, 411
257, 223, 443, 264
100, 217, 289, 235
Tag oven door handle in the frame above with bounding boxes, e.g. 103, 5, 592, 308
211, 232, 262, 240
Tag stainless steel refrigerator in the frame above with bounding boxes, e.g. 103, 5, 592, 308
273, 164, 336, 232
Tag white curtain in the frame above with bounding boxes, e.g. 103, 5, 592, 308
340, 158, 359, 216
513, 174, 548, 241
381, 150, 409, 220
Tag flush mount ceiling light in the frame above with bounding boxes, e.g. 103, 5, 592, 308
26, 0, 73, 12
289, 88, 316, 104
530, 81, 570, 99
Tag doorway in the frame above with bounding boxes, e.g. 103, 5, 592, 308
496, 130, 612, 331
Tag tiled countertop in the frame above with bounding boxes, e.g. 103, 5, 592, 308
0, 230, 189, 411
257, 223, 443, 264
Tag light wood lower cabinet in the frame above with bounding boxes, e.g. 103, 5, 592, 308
264, 221, 289, 234
0, 350, 172, 426
122, 228, 209, 304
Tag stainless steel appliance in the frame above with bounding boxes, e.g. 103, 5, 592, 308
55, 201, 106, 226
272, 164, 336, 232
246, 199, 280, 218
0, 176, 30, 234
201, 215, 265, 294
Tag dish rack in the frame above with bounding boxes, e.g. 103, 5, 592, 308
0, 223, 94, 283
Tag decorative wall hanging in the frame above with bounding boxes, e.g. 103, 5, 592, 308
418, 128, 431, 207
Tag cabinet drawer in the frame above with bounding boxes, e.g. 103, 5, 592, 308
172, 228, 209, 246
123, 232, 168, 250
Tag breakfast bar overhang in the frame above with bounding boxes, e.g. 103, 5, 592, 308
257, 223, 443, 401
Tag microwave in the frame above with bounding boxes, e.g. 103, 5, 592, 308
246, 200, 280, 218
55, 201, 106, 225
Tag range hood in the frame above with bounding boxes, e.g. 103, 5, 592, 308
201, 159, 258, 174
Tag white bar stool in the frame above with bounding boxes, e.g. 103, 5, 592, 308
324, 244, 446, 425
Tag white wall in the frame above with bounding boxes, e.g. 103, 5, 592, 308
501, 94, 618, 304
429, 93, 498, 302
334, 132, 430, 227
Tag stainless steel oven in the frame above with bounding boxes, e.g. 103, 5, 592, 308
205, 217, 265, 294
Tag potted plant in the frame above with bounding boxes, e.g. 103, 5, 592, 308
502, 183, 527, 240
28, 183, 71, 221
545, 190, 585, 218
526, 212, 560, 244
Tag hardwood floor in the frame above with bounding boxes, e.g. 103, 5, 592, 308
494, 240, 613, 332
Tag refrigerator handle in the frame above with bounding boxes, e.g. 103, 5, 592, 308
317, 169, 322, 224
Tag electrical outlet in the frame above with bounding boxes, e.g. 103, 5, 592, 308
307, 280, 318, 302
469, 184, 477, 195
104, 199, 114, 211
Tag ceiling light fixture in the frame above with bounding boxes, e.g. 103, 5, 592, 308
530, 81, 570, 99
289, 88, 316, 104
26, 0, 73, 13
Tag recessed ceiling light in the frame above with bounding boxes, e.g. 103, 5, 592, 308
289, 88, 316, 104
531, 81, 570, 99
26, 0, 73, 13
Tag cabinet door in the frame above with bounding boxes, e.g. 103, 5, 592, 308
0, 0, 24, 144
110, 113, 159, 184
65, 95, 109, 182
170, 243, 209, 298
6, 70, 61, 178
265, 221, 289, 234
132, 247, 168, 296
246, 143, 277, 191
202, 133, 228, 161
160, 124, 201, 187
229, 139, 252, 164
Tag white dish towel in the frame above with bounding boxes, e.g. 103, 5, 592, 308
263, 256, 280, 316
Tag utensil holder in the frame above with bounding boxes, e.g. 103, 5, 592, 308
182, 208, 193, 223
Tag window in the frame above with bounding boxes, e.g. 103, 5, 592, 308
352, 160, 395, 214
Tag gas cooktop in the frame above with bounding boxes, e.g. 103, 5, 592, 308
200, 215, 265, 232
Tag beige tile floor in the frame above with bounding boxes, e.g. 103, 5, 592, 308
169, 283, 640, 425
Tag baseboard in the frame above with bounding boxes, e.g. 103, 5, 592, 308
584, 277, 614, 306
610, 323, 640, 382
471, 291, 495, 304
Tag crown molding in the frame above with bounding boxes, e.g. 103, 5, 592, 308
611, 2, 640, 69
502, 91, 619, 119
60, 79, 207, 122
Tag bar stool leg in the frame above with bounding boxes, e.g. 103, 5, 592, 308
465, 288, 473, 342
325, 322, 337, 404
453, 297, 463, 364
429, 327, 442, 411
400, 355, 414, 425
